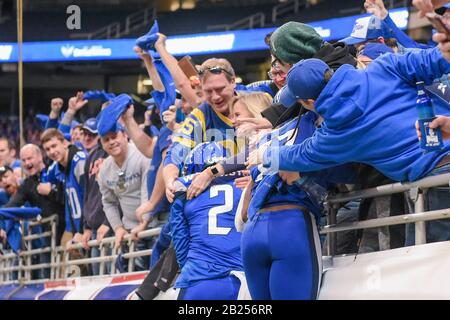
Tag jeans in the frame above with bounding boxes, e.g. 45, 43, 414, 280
89, 229, 113, 276
405, 163, 450, 246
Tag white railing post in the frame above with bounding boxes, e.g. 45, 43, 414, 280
26, 221, 32, 281
50, 216, 56, 280
414, 190, 427, 245
128, 240, 135, 273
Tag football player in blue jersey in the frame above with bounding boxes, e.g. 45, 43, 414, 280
41, 128, 86, 246
169, 142, 248, 300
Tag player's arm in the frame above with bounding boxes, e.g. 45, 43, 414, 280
169, 193, 190, 268
164, 110, 204, 201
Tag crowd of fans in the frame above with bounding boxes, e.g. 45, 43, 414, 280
1, 0, 450, 300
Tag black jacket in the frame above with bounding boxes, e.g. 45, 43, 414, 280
82, 144, 110, 230
5, 167, 65, 241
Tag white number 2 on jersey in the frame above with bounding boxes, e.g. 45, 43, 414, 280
208, 184, 233, 235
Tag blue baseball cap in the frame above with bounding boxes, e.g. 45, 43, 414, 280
340, 16, 391, 45
358, 42, 394, 60
279, 58, 331, 107
82, 118, 98, 135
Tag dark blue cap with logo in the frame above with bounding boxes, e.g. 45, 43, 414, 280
82, 118, 98, 135
279, 58, 331, 107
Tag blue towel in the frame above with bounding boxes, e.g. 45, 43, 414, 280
0, 207, 42, 254
135, 20, 160, 52
36, 114, 49, 129
136, 20, 176, 122
97, 94, 133, 137
83, 90, 116, 102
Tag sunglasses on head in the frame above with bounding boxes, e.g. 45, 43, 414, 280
198, 66, 233, 77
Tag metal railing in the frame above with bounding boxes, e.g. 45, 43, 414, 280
321, 173, 450, 256
207, 12, 266, 31
86, 6, 156, 40
0, 215, 161, 285
272, 0, 308, 24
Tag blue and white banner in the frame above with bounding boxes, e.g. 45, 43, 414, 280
0, 8, 408, 63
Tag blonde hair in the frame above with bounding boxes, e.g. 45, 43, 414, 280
231, 92, 272, 119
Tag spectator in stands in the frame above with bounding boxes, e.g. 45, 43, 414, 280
40, 128, 86, 247
163, 58, 239, 203
4, 144, 65, 242
0, 166, 19, 198
98, 124, 151, 271
79, 118, 112, 275
185, 92, 272, 200
253, 48, 450, 244
80, 118, 100, 152
0, 137, 22, 180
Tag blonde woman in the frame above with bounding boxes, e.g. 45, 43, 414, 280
185, 92, 272, 200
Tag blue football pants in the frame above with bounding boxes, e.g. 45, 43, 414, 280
178, 274, 241, 300
241, 208, 322, 300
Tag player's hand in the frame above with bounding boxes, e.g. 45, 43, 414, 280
234, 172, 251, 189
187, 169, 214, 200
37, 183, 52, 196
165, 178, 177, 203
279, 171, 300, 185
434, 32, 450, 62
364, 0, 388, 20
81, 229, 92, 250
96, 224, 110, 244
130, 222, 147, 242
50, 98, 64, 113
114, 227, 128, 250
68, 91, 88, 113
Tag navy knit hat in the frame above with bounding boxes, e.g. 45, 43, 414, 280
270, 21, 323, 64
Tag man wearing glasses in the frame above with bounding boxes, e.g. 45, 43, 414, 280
163, 58, 240, 203
98, 124, 151, 271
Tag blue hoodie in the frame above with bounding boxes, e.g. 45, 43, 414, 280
266, 47, 450, 182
